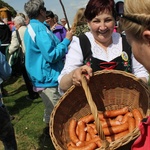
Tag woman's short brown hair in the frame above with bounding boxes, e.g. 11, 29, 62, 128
84, 0, 116, 21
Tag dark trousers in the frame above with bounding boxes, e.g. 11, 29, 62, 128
0, 104, 17, 150
0, 46, 7, 56
21, 65, 38, 98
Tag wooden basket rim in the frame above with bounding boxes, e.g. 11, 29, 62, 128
50, 70, 150, 150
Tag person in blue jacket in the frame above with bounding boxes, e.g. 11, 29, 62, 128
24, 0, 72, 135
0, 41, 17, 150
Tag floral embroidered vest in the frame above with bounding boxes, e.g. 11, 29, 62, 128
79, 34, 132, 73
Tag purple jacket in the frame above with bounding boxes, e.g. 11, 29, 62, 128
53, 25, 67, 42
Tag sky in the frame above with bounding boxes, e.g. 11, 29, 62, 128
3, 0, 123, 24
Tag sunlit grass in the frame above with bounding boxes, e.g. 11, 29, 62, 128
1, 76, 55, 150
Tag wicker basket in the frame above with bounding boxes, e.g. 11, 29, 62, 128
50, 70, 150, 150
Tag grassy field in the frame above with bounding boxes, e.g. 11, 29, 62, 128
0, 76, 55, 150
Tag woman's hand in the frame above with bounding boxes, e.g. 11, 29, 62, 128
59, 65, 92, 92
65, 29, 73, 41
72, 65, 93, 86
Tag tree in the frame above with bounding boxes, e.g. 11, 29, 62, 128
0, 0, 17, 17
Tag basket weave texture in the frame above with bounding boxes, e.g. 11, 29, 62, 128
50, 70, 150, 150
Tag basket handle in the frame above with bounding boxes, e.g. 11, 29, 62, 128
81, 75, 110, 148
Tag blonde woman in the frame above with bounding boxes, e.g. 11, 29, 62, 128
121, 0, 150, 149
58, 0, 149, 92
121, 0, 150, 73
71, 7, 90, 36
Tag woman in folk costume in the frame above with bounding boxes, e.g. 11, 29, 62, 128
121, 0, 150, 149
58, 0, 149, 92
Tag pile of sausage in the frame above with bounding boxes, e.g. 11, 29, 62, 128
67, 107, 143, 150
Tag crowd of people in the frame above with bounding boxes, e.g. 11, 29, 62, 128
0, 0, 150, 149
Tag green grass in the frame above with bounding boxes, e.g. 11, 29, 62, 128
0, 76, 55, 150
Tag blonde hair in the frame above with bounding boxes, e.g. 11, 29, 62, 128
121, 0, 150, 40
17, 13, 26, 19
13, 16, 26, 26
71, 8, 87, 34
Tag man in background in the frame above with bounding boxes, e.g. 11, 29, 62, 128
60, 18, 71, 30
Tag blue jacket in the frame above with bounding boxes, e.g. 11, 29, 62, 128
24, 19, 70, 88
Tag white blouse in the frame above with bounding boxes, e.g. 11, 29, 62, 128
9, 26, 26, 54
58, 32, 149, 84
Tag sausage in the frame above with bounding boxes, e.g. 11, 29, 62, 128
87, 125, 97, 138
98, 113, 107, 121
84, 137, 101, 148
93, 137, 101, 148
96, 140, 102, 148
94, 137, 101, 148
77, 121, 86, 142
115, 115, 123, 122
79, 114, 94, 123
101, 119, 121, 128
76, 124, 79, 137
86, 124, 97, 134
103, 122, 129, 136
67, 142, 97, 150
106, 130, 129, 142
76, 136, 101, 147
67, 141, 76, 147
87, 123, 96, 129
85, 132, 91, 141
132, 109, 143, 127
128, 117, 136, 132
79, 113, 106, 123
104, 107, 129, 118
86, 126, 102, 147
122, 112, 133, 124
69, 119, 80, 144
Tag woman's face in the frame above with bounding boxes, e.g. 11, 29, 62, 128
88, 10, 115, 44
126, 31, 150, 72
45, 17, 53, 25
